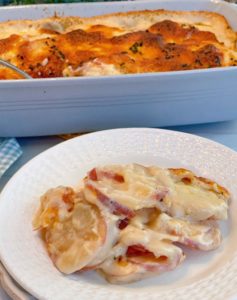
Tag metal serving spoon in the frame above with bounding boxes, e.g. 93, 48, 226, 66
0, 58, 32, 79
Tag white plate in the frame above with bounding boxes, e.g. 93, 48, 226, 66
1, 0, 237, 137
0, 262, 33, 300
0, 128, 237, 300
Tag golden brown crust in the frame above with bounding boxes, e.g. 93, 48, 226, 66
0, 9, 237, 79
168, 168, 230, 201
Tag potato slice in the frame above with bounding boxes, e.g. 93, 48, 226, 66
83, 164, 168, 217
33, 186, 107, 274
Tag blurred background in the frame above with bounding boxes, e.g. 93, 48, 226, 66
0, 0, 119, 4
0, 0, 236, 5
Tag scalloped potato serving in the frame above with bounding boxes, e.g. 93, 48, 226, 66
33, 164, 230, 284
1, 9, 237, 79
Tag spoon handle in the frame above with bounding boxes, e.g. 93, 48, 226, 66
0, 59, 32, 79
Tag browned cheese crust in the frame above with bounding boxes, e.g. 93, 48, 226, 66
168, 168, 230, 201
0, 9, 237, 79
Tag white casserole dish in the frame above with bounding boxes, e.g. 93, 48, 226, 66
0, 0, 237, 137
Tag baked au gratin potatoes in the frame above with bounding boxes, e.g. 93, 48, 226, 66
33, 164, 230, 284
0, 9, 237, 79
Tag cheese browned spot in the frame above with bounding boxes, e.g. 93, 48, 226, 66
0, 9, 237, 79
162, 168, 230, 221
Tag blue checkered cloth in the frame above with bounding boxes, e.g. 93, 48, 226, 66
0, 138, 22, 178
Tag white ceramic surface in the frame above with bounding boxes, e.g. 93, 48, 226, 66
0, 263, 33, 300
0, 128, 237, 300
0, 0, 237, 136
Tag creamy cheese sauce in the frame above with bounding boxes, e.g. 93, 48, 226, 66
87, 211, 119, 266
164, 182, 228, 221
119, 226, 180, 258
99, 225, 184, 281
63, 60, 121, 77
152, 213, 221, 250
33, 163, 229, 282
84, 164, 168, 211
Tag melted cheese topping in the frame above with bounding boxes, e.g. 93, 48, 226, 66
84, 164, 229, 221
99, 225, 184, 283
87, 211, 119, 267
63, 60, 121, 77
1, 9, 237, 79
33, 186, 76, 229
33, 164, 230, 283
119, 225, 180, 257
164, 182, 228, 221
83, 164, 168, 214
150, 167, 229, 221
151, 213, 221, 250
